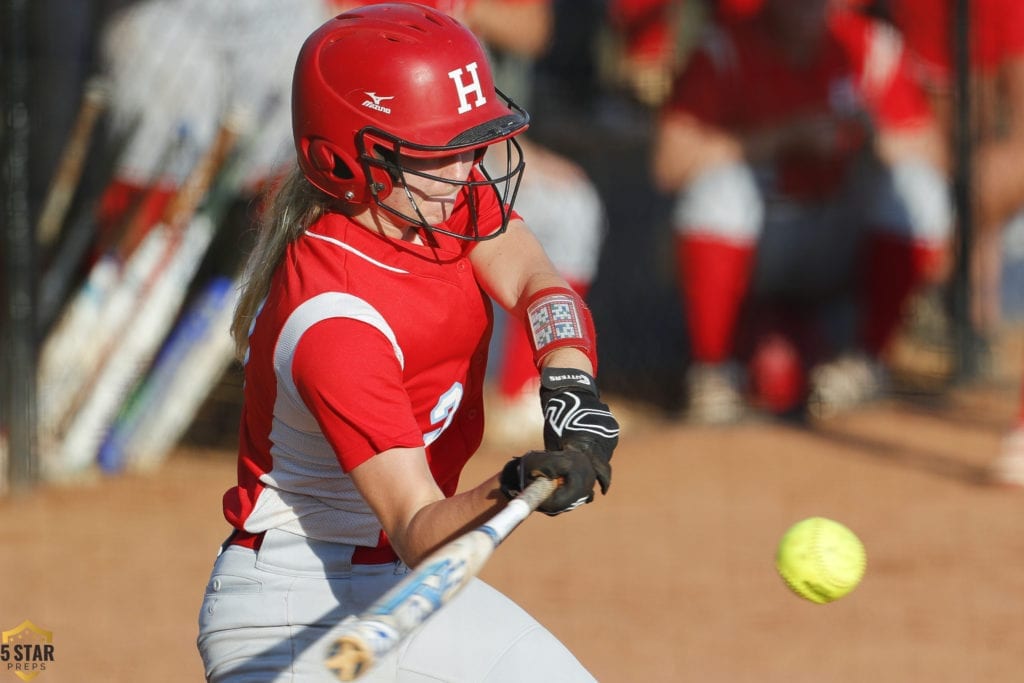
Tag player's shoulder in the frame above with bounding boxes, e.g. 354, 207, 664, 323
828, 9, 909, 89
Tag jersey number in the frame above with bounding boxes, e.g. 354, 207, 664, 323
423, 382, 464, 446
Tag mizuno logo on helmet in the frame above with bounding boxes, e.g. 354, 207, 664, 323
448, 62, 486, 114
362, 92, 394, 114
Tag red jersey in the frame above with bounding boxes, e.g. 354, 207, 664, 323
889, 0, 1024, 88
223, 177, 511, 552
664, 9, 932, 199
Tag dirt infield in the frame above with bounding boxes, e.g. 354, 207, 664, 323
2, 331, 1022, 683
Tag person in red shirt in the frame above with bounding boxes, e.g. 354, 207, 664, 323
606, 0, 685, 106
652, 0, 950, 422
196, 5, 619, 681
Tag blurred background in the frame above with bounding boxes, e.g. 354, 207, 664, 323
3, 3, 1024, 682
2, 0, 1023, 490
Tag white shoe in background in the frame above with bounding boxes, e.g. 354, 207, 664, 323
685, 362, 746, 425
990, 426, 1024, 487
808, 352, 887, 419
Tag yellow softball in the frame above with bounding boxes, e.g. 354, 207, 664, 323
776, 517, 866, 604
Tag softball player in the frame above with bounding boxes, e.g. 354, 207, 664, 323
653, 0, 952, 422
196, 4, 619, 681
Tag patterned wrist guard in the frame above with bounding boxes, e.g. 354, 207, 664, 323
524, 286, 597, 372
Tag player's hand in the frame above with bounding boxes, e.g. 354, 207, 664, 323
539, 367, 619, 493
499, 449, 602, 515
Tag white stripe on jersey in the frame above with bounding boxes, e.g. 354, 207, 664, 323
243, 292, 405, 545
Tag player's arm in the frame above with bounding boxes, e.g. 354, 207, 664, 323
654, 105, 877, 192
870, 58, 950, 175
652, 110, 743, 193
292, 317, 507, 567
874, 116, 947, 171
864, 18, 950, 176
470, 217, 595, 373
465, 0, 553, 59
652, 53, 870, 192
651, 41, 747, 193
469, 217, 559, 307
349, 439, 616, 565
471, 218, 620, 509
348, 445, 508, 567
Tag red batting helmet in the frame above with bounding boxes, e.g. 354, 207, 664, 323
292, 2, 529, 240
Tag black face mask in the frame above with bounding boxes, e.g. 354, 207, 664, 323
353, 91, 529, 242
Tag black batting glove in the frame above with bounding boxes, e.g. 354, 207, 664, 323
500, 450, 598, 515
539, 367, 619, 494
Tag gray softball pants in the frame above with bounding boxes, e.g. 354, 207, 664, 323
197, 528, 596, 682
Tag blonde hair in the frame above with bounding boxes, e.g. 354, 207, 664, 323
230, 166, 333, 360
